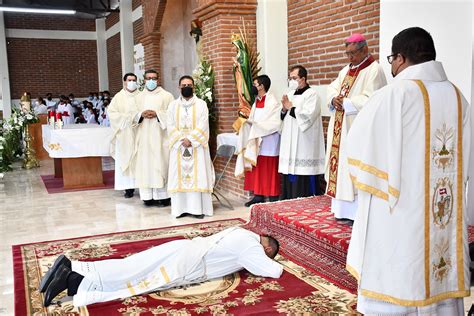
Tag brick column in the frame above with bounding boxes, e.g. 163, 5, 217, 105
139, 0, 167, 81
193, 0, 257, 200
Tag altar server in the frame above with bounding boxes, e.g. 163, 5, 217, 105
346, 27, 470, 315
167, 75, 215, 218
56, 95, 74, 125
325, 33, 387, 220
40, 227, 282, 307
279, 65, 325, 199
235, 74, 281, 206
132, 69, 174, 206
108, 73, 139, 198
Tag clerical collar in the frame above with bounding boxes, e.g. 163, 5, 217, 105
294, 85, 310, 95
180, 95, 195, 107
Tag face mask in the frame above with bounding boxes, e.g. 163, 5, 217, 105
146, 80, 158, 91
47, 97, 52, 101
288, 79, 299, 90
88, 96, 93, 101
251, 86, 259, 96
127, 81, 137, 91
181, 86, 193, 98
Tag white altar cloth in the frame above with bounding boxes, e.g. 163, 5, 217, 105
42, 124, 113, 158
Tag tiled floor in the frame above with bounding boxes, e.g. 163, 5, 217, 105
1, 159, 473, 315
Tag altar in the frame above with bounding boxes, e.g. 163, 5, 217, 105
42, 125, 114, 189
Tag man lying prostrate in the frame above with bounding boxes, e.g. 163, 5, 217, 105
39, 227, 283, 307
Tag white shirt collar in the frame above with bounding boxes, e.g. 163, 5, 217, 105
394, 60, 447, 82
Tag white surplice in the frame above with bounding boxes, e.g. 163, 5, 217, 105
346, 61, 471, 313
278, 87, 325, 175
108, 88, 139, 190
132, 87, 174, 200
167, 96, 215, 216
235, 93, 281, 177
71, 227, 283, 306
325, 58, 386, 220
57, 103, 75, 125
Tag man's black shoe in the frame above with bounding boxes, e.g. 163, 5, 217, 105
43, 265, 71, 307
244, 196, 264, 207
157, 198, 171, 207
124, 189, 134, 198
39, 255, 71, 293
192, 214, 205, 219
176, 213, 189, 218
143, 199, 154, 206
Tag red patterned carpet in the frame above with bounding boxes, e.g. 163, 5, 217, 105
243, 195, 357, 293
13, 219, 357, 315
40, 170, 114, 194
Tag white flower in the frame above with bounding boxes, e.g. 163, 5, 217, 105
205, 91, 213, 102
26, 114, 33, 120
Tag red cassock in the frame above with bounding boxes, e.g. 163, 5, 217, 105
243, 96, 280, 197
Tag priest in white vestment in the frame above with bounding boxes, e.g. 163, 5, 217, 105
279, 65, 325, 199
235, 74, 282, 206
40, 227, 283, 307
108, 73, 139, 198
346, 27, 471, 315
325, 33, 387, 221
167, 75, 215, 218
132, 69, 174, 206
56, 95, 74, 125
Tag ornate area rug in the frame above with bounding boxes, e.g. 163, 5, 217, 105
13, 219, 358, 315
40, 170, 114, 194
243, 195, 357, 293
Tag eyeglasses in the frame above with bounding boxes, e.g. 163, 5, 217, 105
345, 46, 363, 57
145, 77, 158, 81
387, 53, 399, 64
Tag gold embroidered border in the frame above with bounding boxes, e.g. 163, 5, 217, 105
127, 282, 136, 296
195, 127, 209, 141
189, 132, 207, 148
453, 84, 465, 291
388, 186, 400, 199
346, 264, 360, 282
168, 188, 213, 193
193, 147, 198, 190
160, 266, 170, 283
348, 158, 388, 180
360, 288, 469, 307
413, 80, 431, 299
177, 149, 182, 190
355, 181, 388, 201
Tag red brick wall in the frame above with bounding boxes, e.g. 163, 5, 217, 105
6, 38, 98, 99
194, 1, 258, 199
133, 18, 144, 45
287, 0, 380, 85
4, 13, 96, 31
133, 0, 142, 10
105, 12, 120, 29
107, 33, 122, 94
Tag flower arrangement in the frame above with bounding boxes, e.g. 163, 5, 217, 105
0, 106, 39, 173
192, 57, 217, 138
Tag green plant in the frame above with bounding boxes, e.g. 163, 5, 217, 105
192, 58, 217, 138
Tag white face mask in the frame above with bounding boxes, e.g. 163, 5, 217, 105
127, 81, 137, 91
288, 79, 299, 90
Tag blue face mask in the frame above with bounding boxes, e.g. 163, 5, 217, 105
146, 79, 158, 91
88, 96, 93, 101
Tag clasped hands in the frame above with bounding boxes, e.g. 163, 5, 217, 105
281, 95, 292, 112
181, 138, 192, 148
332, 95, 344, 111
141, 110, 158, 119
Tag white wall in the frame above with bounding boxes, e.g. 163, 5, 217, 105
380, 0, 472, 98
380, 0, 474, 217
160, 0, 197, 97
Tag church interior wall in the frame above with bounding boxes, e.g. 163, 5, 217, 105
4, 12, 98, 100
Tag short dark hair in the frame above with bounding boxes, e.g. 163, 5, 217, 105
290, 65, 308, 81
103, 90, 110, 95
391, 27, 436, 64
264, 235, 280, 259
179, 75, 194, 86
144, 69, 159, 78
123, 73, 137, 81
255, 74, 271, 92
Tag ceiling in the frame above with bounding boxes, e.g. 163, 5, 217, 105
2, 0, 120, 18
